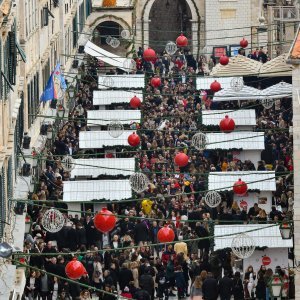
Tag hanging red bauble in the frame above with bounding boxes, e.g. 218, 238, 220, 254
150, 77, 161, 88
210, 80, 221, 93
94, 207, 116, 233
130, 95, 141, 109
157, 225, 175, 243
233, 179, 248, 195
174, 152, 189, 167
219, 115, 235, 133
65, 258, 87, 280
128, 132, 140, 147
143, 48, 156, 62
219, 55, 229, 66
240, 38, 248, 48
176, 33, 188, 47
262, 256, 271, 266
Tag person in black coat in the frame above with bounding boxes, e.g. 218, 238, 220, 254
139, 268, 155, 300
76, 222, 87, 247
219, 271, 233, 300
255, 275, 266, 300
134, 288, 151, 300
232, 272, 244, 300
66, 224, 77, 251
119, 263, 134, 292
134, 220, 149, 244
202, 272, 218, 300
195, 222, 210, 259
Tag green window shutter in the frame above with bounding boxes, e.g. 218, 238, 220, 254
0, 167, 5, 239
8, 30, 17, 85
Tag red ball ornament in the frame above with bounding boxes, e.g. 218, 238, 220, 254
128, 132, 140, 147
130, 95, 141, 109
94, 207, 116, 233
150, 77, 161, 88
219, 55, 229, 66
210, 80, 221, 93
219, 115, 235, 133
143, 48, 156, 62
174, 152, 189, 167
233, 179, 248, 195
65, 258, 87, 280
176, 33, 188, 47
157, 225, 175, 243
240, 38, 248, 48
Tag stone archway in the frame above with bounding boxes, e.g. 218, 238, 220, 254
142, 0, 200, 57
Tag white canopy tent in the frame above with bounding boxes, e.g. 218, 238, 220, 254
213, 81, 292, 101
206, 132, 264, 150
213, 85, 261, 101
98, 74, 145, 89
63, 180, 132, 202
79, 130, 135, 149
208, 171, 276, 192
202, 110, 256, 127
196, 77, 241, 90
84, 41, 135, 72
93, 90, 143, 106
87, 110, 141, 126
214, 224, 292, 250
260, 81, 292, 99
70, 158, 135, 178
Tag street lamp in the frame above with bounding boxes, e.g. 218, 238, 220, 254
47, 126, 54, 141
268, 275, 283, 298
56, 104, 65, 119
68, 85, 75, 99
279, 220, 293, 240
25, 215, 32, 234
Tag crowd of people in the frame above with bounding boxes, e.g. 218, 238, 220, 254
22, 46, 294, 300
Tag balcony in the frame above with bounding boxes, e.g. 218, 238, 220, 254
272, 6, 300, 21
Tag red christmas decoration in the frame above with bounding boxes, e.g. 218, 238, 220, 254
176, 33, 188, 47
233, 179, 248, 195
150, 77, 161, 88
174, 152, 189, 167
143, 48, 156, 62
239, 200, 248, 208
240, 38, 248, 49
128, 132, 140, 147
94, 207, 116, 233
130, 95, 141, 109
262, 256, 271, 266
157, 225, 175, 243
65, 258, 87, 280
219, 55, 229, 66
210, 80, 221, 93
219, 115, 235, 133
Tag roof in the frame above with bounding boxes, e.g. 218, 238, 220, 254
98, 74, 145, 89
63, 180, 132, 202
84, 41, 135, 72
208, 171, 276, 191
213, 85, 261, 101
260, 54, 293, 77
214, 224, 293, 250
70, 158, 135, 178
196, 77, 240, 90
202, 110, 256, 126
210, 55, 262, 77
206, 132, 264, 150
79, 130, 135, 149
93, 90, 143, 106
260, 81, 292, 99
87, 110, 141, 126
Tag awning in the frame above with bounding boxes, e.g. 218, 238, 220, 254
84, 41, 135, 72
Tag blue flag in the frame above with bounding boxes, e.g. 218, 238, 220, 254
40, 72, 54, 102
